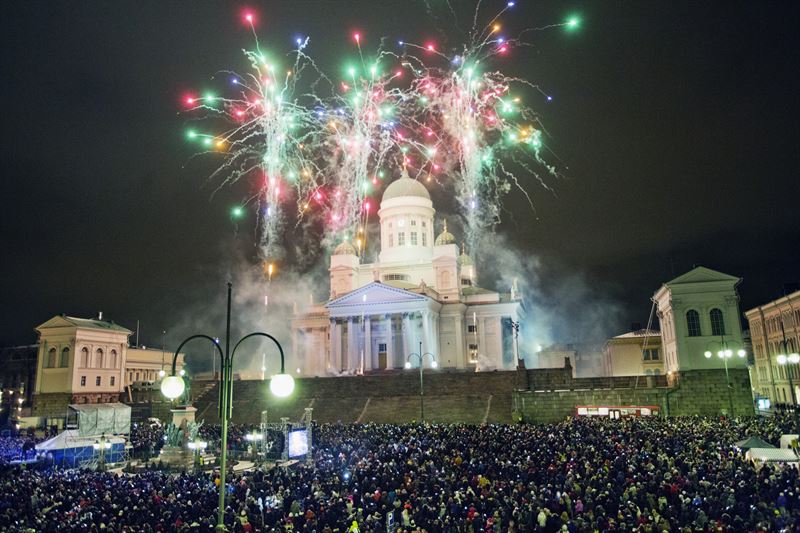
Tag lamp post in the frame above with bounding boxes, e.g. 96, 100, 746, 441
93, 434, 112, 471
405, 341, 437, 422
160, 283, 295, 532
704, 337, 746, 417
776, 320, 800, 432
188, 440, 208, 472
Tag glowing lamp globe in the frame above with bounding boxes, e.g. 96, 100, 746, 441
160, 375, 185, 400
737, 349, 746, 358
704, 351, 712, 359
790, 353, 800, 364
270, 373, 295, 398
777, 354, 788, 365
431, 361, 438, 369
158, 369, 166, 378
404, 362, 412, 369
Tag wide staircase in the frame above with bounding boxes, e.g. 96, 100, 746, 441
193, 370, 516, 425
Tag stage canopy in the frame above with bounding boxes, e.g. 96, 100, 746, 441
69, 403, 131, 436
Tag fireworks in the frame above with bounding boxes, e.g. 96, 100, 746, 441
181, 5, 580, 263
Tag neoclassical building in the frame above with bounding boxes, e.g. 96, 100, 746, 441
653, 267, 747, 374
291, 173, 524, 375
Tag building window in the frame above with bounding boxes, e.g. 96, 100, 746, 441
80, 376, 86, 387
129, 372, 133, 383
422, 232, 427, 246
468, 343, 479, 350
110, 376, 115, 386
421, 221, 426, 228
388, 233, 393, 247
410, 232, 418, 245
81, 347, 89, 368
60, 347, 70, 367
686, 310, 702, 337
384, 273, 410, 282
411, 219, 416, 226
378, 343, 387, 352
643, 348, 659, 361
95, 349, 104, 369
46, 348, 56, 368
110, 350, 117, 369
135, 372, 139, 381
461, 278, 472, 286
96, 376, 101, 386
398, 232, 405, 246
468, 324, 478, 333
710, 308, 725, 336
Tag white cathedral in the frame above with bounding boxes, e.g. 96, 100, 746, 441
291, 173, 524, 375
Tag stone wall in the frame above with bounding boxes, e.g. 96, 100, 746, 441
514, 368, 754, 423
31, 392, 74, 417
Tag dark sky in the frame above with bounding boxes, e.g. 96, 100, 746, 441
2, 1, 799, 350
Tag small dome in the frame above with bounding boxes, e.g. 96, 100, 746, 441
459, 242, 473, 265
333, 240, 357, 256
435, 220, 456, 246
382, 169, 430, 202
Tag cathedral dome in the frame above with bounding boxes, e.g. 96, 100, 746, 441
458, 242, 473, 265
333, 240, 357, 256
435, 220, 456, 246
382, 175, 430, 202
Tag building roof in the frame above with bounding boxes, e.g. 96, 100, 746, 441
664, 266, 740, 286
613, 329, 662, 339
382, 176, 430, 202
36, 315, 132, 334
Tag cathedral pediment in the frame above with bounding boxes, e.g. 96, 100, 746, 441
326, 281, 431, 310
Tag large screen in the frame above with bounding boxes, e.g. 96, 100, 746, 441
288, 429, 308, 458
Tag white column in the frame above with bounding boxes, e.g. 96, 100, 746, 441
421, 310, 431, 364
455, 315, 465, 369
364, 316, 373, 372
385, 314, 395, 370
347, 316, 358, 372
432, 313, 440, 362
292, 329, 301, 373
331, 319, 342, 373
401, 313, 411, 367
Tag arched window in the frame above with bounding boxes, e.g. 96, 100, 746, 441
109, 350, 118, 369
95, 348, 104, 369
46, 348, 56, 368
60, 347, 70, 368
80, 347, 89, 368
710, 308, 725, 336
686, 310, 702, 337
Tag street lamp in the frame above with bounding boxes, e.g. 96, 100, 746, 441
160, 283, 295, 531
704, 339, 746, 417
405, 341, 437, 422
188, 440, 208, 472
776, 351, 800, 432
93, 434, 112, 471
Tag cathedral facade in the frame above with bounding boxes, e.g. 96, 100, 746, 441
291, 174, 524, 375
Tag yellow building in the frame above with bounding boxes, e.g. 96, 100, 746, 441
603, 329, 664, 377
745, 289, 800, 407
32, 315, 184, 417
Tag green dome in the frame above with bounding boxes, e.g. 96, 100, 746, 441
382, 176, 430, 202
333, 240, 357, 255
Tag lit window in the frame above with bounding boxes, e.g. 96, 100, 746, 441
710, 308, 725, 336
410, 232, 418, 245
686, 310, 701, 337
80, 376, 86, 387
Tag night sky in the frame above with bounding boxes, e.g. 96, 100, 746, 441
2, 1, 799, 353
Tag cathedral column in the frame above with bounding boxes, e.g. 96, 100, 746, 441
421, 310, 432, 365
291, 329, 301, 374
455, 315, 465, 369
432, 313, 440, 362
364, 316, 373, 372
385, 314, 395, 370
401, 313, 411, 367
331, 319, 342, 373
347, 316, 358, 372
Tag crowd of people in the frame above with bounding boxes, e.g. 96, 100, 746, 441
0, 415, 797, 532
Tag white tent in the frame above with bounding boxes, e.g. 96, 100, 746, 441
780, 434, 799, 449
746, 447, 799, 467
